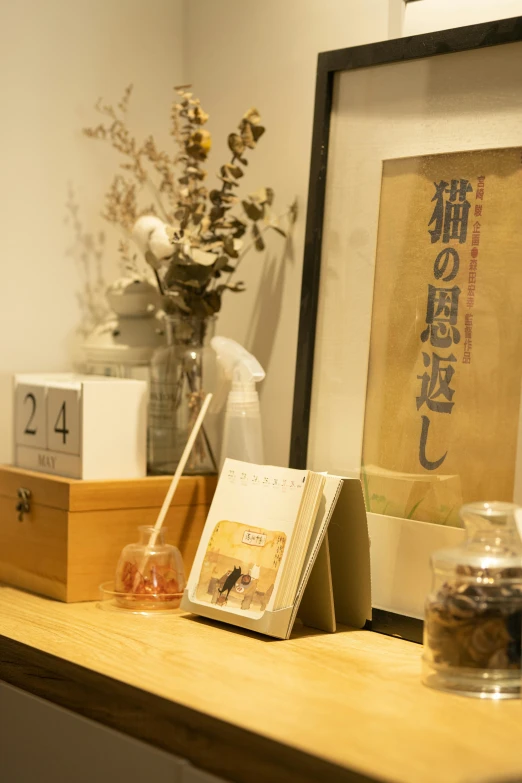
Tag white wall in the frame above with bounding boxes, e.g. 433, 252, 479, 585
0, 0, 184, 461
184, 0, 393, 465
0, 0, 395, 468
404, 0, 522, 35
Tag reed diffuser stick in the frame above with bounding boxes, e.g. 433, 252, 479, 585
132, 393, 213, 591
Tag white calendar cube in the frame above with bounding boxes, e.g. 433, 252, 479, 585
15, 383, 47, 449
13, 374, 147, 480
46, 385, 81, 455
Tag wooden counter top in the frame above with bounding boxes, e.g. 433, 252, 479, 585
1, 585, 522, 783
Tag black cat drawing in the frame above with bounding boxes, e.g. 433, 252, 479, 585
218, 566, 242, 599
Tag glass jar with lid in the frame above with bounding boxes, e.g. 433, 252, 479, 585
423, 501, 522, 699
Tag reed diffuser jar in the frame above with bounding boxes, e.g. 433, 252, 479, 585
100, 396, 211, 614
112, 525, 185, 610
148, 313, 217, 475
423, 501, 522, 699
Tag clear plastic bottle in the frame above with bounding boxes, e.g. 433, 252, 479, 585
210, 336, 265, 471
423, 501, 522, 699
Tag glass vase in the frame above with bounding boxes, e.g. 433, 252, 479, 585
148, 313, 218, 475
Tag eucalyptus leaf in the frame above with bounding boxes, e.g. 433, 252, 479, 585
242, 200, 264, 221
192, 247, 216, 266
164, 291, 192, 314
228, 133, 245, 156
203, 290, 222, 314
217, 175, 236, 187
209, 206, 225, 222
164, 259, 213, 288
221, 163, 243, 181
221, 192, 239, 205
180, 279, 204, 289
229, 164, 244, 179
215, 255, 232, 271
231, 218, 248, 239
250, 187, 273, 206
241, 123, 255, 149
223, 236, 239, 259
243, 108, 261, 125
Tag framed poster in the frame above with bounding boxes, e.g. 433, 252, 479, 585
290, 17, 522, 641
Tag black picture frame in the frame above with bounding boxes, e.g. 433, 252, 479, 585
289, 16, 522, 643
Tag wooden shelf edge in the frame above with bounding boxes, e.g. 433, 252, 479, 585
0, 634, 375, 783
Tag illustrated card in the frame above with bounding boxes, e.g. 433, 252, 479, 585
186, 459, 309, 618
193, 520, 286, 616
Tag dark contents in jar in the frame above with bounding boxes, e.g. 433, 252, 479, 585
425, 565, 522, 670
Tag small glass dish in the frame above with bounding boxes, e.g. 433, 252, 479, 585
99, 525, 186, 614
99, 581, 183, 613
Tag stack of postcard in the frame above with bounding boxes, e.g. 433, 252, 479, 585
181, 459, 371, 639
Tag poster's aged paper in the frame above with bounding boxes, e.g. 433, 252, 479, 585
362, 148, 522, 526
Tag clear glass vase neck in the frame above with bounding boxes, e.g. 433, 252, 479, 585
163, 314, 216, 347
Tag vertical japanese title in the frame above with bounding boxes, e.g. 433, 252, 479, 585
417, 172, 485, 470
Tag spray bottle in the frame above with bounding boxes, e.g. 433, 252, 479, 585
210, 336, 265, 470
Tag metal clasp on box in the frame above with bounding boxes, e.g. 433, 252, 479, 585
16, 488, 31, 522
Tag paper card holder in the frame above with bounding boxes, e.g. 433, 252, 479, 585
180, 593, 295, 639
181, 477, 371, 640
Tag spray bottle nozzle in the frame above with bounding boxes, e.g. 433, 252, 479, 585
211, 337, 265, 394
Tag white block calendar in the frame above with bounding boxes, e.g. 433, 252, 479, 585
13, 374, 147, 480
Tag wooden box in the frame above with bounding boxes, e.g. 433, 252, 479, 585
0, 465, 216, 602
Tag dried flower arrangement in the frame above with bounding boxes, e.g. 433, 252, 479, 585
84, 85, 296, 317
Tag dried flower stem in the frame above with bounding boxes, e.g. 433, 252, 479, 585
146, 179, 171, 223
225, 206, 295, 285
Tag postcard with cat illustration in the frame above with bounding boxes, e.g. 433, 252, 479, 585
194, 520, 287, 618
186, 460, 312, 619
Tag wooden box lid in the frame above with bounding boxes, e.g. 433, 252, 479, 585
0, 465, 217, 512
